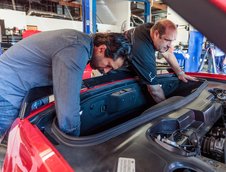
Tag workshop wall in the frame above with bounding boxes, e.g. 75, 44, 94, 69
0, 3, 130, 33
0, 9, 26, 29
167, 7, 190, 45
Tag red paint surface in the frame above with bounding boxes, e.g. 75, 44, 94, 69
210, 0, 226, 13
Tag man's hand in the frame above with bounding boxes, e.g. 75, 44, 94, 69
177, 72, 199, 83
161, 46, 199, 83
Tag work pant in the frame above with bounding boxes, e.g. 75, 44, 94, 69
0, 96, 19, 139
215, 55, 225, 72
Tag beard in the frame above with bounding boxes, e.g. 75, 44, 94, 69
89, 58, 96, 69
89, 58, 105, 74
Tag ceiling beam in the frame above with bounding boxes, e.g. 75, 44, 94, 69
152, 2, 167, 11
47, 0, 60, 3
59, 1, 81, 8
48, 0, 81, 8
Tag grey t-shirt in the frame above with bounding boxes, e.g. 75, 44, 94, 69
0, 29, 93, 134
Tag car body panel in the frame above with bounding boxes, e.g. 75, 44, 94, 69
162, 0, 226, 53
3, 118, 73, 172
210, 0, 226, 13
2, 72, 226, 172
186, 73, 226, 81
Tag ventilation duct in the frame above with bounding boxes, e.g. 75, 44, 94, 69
96, 0, 117, 25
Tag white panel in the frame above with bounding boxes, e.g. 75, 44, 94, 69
96, 0, 117, 25
105, 0, 131, 31
167, 7, 190, 45
0, 9, 123, 33
26, 16, 83, 31
0, 9, 26, 29
97, 23, 121, 32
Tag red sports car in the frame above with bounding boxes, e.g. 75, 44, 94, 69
2, 0, 226, 172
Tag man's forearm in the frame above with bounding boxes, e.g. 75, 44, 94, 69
163, 52, 182, 74
147, 84, 165, 103
162, 51, 198, 82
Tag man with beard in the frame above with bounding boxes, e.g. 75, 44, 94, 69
0, 30, 131, 138
125, 19, 197, 103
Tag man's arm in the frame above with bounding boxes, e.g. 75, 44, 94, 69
52, 45, 89, 136
147, 84, 165, 103
161, 48, 198, 82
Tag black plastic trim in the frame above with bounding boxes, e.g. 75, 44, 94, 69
51, 80, 208, 147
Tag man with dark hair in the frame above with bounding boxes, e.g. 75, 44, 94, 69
125, 19, 197, 103
0, 29, 131, 138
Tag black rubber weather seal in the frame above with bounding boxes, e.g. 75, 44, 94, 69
51, 80, 208, 147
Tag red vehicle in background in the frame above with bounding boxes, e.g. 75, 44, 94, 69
3, 70, 226, 172
22, 30, 41, 39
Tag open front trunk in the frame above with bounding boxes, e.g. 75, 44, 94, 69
29, 71, 205, 138
20, 71, 226, 172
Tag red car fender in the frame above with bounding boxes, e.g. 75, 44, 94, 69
210, 0, 226, 13
187, 72, 226, 81
3, 118, 73, 172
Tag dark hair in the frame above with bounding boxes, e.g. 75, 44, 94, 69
152, 19, 177, 36
93, 33, 131, 61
